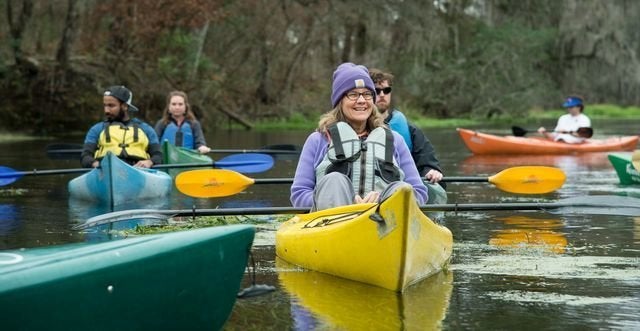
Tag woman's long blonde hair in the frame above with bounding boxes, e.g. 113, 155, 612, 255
317, 100, 386, 133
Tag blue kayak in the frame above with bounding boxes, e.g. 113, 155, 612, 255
68, 152, 172, 206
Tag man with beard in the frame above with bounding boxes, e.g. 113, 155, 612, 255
369, 69, 445, 188
80, 85, 162, 168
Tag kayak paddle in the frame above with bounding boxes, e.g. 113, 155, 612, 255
174, 166, 566, 198
74, 195, 640, 230
511, 126, 593, 138
46, 143, 301, 160
0, 153, 274, 186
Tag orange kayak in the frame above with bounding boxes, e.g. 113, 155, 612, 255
458, 128, 639, 155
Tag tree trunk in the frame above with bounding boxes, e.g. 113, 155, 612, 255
190, 20, 210, 81
255, 41, 272, 105
6, 0, 34, 65
55, 0, 79, 71
557, 0, 640, 105
341, 22, 354, 62
354, 22, 367, 58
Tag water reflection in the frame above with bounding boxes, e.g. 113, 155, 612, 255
489, 216, 567, 254
0, 204, 20, 235
3, 128, 639, 329
461, 153, 612, 172
277, 258, 453, 330
220, 200, 276, 222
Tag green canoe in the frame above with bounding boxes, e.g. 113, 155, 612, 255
162, 140, 213, 177
0, 225, 254, 331
608, 153, 640, 185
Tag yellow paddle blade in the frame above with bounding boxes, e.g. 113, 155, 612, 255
175, 169, 255, 198
632, 149, 640, 170
488, 166, 566, 194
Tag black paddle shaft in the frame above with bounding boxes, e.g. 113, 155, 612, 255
511, 126, 593, 138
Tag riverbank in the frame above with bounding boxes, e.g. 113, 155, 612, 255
0, 133, 47, 143
253, 104, 640, 131
1, 104, 638, 137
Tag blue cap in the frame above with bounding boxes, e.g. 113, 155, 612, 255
562, 97, 583, 108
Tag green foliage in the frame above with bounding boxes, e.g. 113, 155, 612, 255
156, 30, 215, 85
409, 116, 479, 129
529, 104, 640, 120
120, 214, 289, 236
0, 132, 39, 142
408, 22, 558, 120
585, 104, 640, 118
2, 1, 636, 134
254, 112, 317, 131
243, 103, 640, 131
0, 188, 29, 197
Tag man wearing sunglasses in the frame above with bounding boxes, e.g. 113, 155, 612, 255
369, 68, 445, 189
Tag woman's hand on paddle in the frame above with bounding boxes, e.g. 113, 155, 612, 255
355, 191, 380, 204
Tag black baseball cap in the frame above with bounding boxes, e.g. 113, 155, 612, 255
103, 85, 139, 112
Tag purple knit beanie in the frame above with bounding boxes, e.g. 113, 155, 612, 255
331, 63, 376, 107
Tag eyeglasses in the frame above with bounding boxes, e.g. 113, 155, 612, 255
345, 91, 374, 101
375, 87, 392, 95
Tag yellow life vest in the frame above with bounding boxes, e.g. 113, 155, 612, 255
94, 121, 150, 161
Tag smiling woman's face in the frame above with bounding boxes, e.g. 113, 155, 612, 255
341, 88, 374, 129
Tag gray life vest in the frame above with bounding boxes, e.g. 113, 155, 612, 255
315, 121, 405, 196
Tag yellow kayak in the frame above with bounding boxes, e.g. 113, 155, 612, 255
276, 183, 453, 292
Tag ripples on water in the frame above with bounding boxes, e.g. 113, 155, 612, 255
2, 127, 640, 330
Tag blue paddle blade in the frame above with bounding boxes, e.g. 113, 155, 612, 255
215, 153, 274, 173
0, 166, 22, 186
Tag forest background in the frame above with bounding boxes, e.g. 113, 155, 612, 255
2, 0, 640, 135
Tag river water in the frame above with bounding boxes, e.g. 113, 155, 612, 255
1, 121, 639, 330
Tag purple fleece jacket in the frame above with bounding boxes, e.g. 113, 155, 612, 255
290, 130, 428, 208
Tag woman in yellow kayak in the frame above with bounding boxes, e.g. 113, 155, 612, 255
537, 96, 592, 144
290, 63, 427, 210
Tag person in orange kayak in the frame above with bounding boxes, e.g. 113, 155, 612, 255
80, 85, 162, 168
154, 91, 211, 154
537, 96, 591, 144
